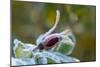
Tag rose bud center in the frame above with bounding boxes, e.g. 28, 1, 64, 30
43, 34, 62, 49
46, 37, 59, 47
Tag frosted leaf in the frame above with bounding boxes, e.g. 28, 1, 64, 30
12, 57, 24, 66
60, 29, 76, 45
23, 43, 37, 51
52, 30, 76, 55
35, 56, 47, 64
39, 57, 47, 64
13, 39, 36, 58
33, 52, 47, 64
11, 57, 35, 66
13, 39, 25, 58
32, 51, 61, 64
14, 39, 23, 46
54, 52, 80, 62
54, 39, 74, 55
42, 51, 61, 63
21, 58, 36, 65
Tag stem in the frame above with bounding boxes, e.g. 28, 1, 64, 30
43, 10, 60, 37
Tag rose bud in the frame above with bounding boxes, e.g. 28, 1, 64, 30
38, 33, 62, 50
33, 10, 61, 51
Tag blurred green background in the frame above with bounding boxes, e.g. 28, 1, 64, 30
12, 1, 96, 62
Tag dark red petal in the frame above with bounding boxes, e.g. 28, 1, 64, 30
46, 37, 59, 47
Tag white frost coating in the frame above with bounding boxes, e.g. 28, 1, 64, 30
21, 58, 36, 65
60, 29, 76, 44
38, 57, 47, 64
12, 57, 35, 66
13, 39, 24, 49
12, 57, 23, 66
56, 32, 76, 55
14, 38, 20, 45
60, 29, 71, 35
55, 39, 74, 55
71, 57, 80, 62
33, 51, 61, 63
33, 52, 47, 64
66, 31, 76, 44
23, 43, 37, 51
60, 30, 76, 47
61, 35, 73, 44
32, 51, 41, 56
54, 52, 79, 62
42, 51, 61, 63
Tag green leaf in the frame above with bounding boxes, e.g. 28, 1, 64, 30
47, 58, 56, 64
56, 43, 73, 54
34, 52, 47, 64
54, 31, 76, 55
54, 40, 74, 55
13, 39, 33, 58
42, 51, 61, 63
15, 45, 33, 58
54, 52, 80, 62
12, 57, 35, 66
14, 43, 24, 58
